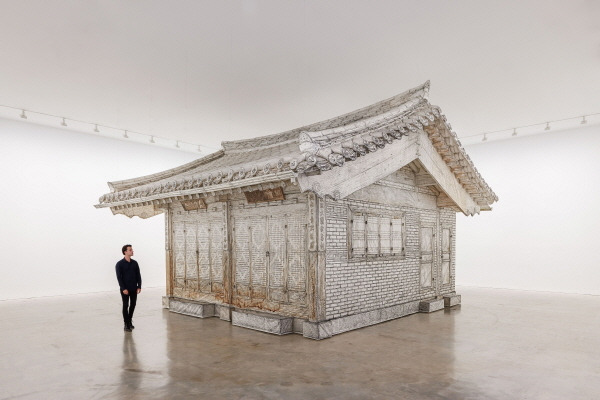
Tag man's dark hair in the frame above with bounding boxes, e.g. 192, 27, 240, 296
122, 244, 132, 255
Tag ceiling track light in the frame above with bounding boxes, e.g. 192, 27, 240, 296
482, 133, 488, 142
581, 116, 587, 125
544, 122, 551, 131
512, 128, 517, 136
3, 104, 215, 155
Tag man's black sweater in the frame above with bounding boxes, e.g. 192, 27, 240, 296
115, 258, 142, 292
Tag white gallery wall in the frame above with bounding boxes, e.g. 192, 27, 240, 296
0, 118, 198, 300
456, 123, 600, 295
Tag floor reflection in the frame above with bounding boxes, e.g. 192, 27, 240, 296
1, 287, 599, 400
119, 333, 141, 395
160, 304, 487, 399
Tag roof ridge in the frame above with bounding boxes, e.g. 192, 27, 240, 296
221, 81, 430, 152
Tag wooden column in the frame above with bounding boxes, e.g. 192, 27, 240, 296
223, 198, 233, 305
165, 204, 174, 297
307, 192, 327, 322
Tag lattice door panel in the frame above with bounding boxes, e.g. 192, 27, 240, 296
268, 216, 286, 302
441, 228, 451, 285
196, 217, 211, 293
173, 220, 186, 290
233, 216, 251, 298
209, 215, 225, 294
172, 207, 226, 297
249, 216, 268, 299
286, 213, 307, 304
420, 226, 434, 288
231, 203, 308, 308
184, 221, 198, 291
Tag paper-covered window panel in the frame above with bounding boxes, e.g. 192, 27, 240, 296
351, 215, 366, 257
379, 216, 391, 255
391, 218, 403, 255
366, 215, 379, 255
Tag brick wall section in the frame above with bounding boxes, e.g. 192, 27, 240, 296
324, 184, 457, 320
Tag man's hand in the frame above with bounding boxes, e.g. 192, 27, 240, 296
122, 289, 129, 295
137, 288, 141, 294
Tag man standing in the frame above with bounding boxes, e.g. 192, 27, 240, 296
115, 244, 142, 332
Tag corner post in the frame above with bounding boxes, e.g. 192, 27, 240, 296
165, 204, 174, 297
223, 198, 233, 305
307, 192, 327, 322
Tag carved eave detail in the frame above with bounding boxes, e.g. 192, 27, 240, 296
96, 171, 295, 218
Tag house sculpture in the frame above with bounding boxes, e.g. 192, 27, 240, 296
96, 81, 497, 339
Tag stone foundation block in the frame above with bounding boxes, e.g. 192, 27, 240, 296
231, 310, 293, 335
162, 296, 169, 309
216, 304, 232, 321
443, 294, 461, 307
302, 321, 333, 340
169, 298, 216, 318
419, 298, 445, 313
293, 318, 306, 334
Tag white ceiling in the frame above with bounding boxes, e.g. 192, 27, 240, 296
1, 0, 599, 150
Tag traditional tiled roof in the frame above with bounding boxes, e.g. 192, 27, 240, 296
96, 81, 497, 216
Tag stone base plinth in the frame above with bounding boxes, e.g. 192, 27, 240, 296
163, 295, 453, 339
169, 298, 216, 318
231, 310, 293, 335
419, 298, 445, 313
303, 300, 421, 340
443, 294, 461, 307
216, 304, 232, 321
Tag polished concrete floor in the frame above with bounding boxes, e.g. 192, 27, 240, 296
1, 287, 599, 400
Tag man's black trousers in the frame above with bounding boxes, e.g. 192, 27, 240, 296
120, 290, 137, 325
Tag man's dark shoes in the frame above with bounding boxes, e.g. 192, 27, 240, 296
129, 320, 135, 329
124, 324, 132, 332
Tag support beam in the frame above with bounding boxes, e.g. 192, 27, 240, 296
416, 131, 480, 215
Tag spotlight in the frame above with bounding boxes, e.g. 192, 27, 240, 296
544, 122, 551, 131
512, 128, 517, 136
20, 110, 27, 119
150, 135, 155, 143
175, 141, 180, 148
61, 118, 67, 127
482, 133, 488, 142
581, 116, 587, 125
123, 130, 129, 138
94, 124, 99, 133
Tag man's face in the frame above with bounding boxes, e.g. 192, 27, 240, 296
124, 247, 134, 257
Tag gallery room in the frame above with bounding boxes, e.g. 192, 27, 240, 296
1, 1, 598, 399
